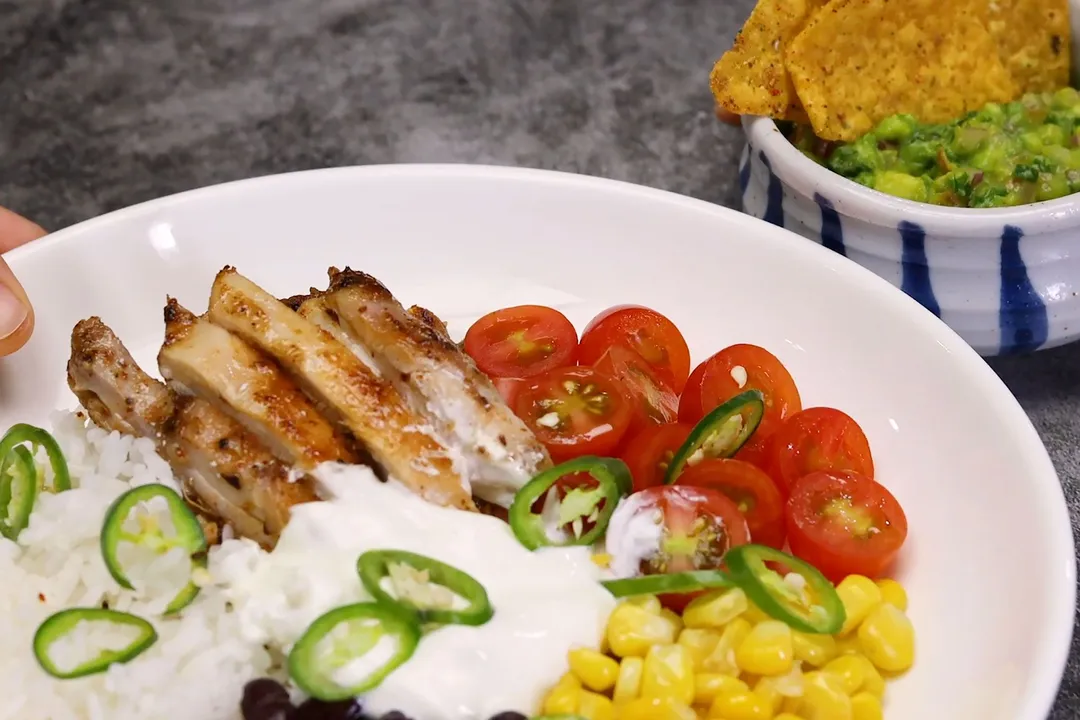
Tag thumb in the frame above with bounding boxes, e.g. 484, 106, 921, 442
0, 207, 44, 356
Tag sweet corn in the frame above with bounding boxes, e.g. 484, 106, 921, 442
679, 628, 722, 669
704, 617, 752, 675
823, 654, 867, 695
618, 696, 698, 720
835, 575, 882, 636
661, 607, 686, 635
736, 620, 795, 676
642, 644, 695, 705
626, 594, 664, 614
606, 602, 680, 658
799, 671, 852, 720
857, 655, 886, 697
858, 603, 915, 673
754, 676, 784, 714
775, 715, 805, 720
708, 689, 774, 720
613, 657, 644, 704
542, 672, 582, 715
792, 631, 837, 668
577, 690, 615, 720
755, 662, 805, 707
742, 599, 772, 625
835, 633, 863, 656
694, 673, 749, 706
569, 648, 619, 692
851, 691, 884, 720
683, 587, 749, 628
875, 579, 908, 611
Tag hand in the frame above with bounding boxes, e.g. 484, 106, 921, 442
0, 207, 45, 356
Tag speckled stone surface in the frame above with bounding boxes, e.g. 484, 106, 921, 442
1, 0, 1078, 714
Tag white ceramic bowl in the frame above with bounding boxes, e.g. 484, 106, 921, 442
0, 165, 1074, 719
740, 9, 1080, 357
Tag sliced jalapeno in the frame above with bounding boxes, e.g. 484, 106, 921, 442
357, 549, 493, 627
0, 423, 71, 492
724, 544, 846, 634
288, 602, 421, 701
509, 457, 632, 551
664, 390, 764, 483
100, 484, 208, 613
602, 569, 734, 598
33, 608, 158, 679
0, 446, 38, 540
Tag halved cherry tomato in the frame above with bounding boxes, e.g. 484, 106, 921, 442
676, 459, 786, 549
513, 367, 633, 462
698, 344, 802, 443
734, 434, 772, 471
577, 306, 691, 393
786, 469, 908, 582
678, 356, 713, 424
605, 485, 750, 611
464, 305, 578, 379
491, 377, 523, 407
768, 407, 875, 495
619, 422, 694, 493
594, 344, 679, 436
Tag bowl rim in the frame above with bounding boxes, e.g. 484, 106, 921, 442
743, 114, 1080, 238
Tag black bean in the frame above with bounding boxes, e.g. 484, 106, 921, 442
241, 679, 294, 720
290, 698, 369, 720
488, 713, 528, 720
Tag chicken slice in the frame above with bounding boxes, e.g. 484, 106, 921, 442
319, 268, 551, 508
158, 299, 359, 470
206, 267, 477, 512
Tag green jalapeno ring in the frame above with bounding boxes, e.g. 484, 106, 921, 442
602, 569, 734, 598
287, 601, 421, 701
664, 390, 765, 484
724, 544, 846, 635
0, 423, 72, 493
357, 549, 493, 627
509, 456, 632, 551
33, 607, 158, 679
0, 445, 39, 540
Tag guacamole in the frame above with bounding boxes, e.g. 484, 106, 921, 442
787, 88, 1080, 208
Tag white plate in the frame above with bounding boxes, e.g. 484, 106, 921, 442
0, 165, 1074, 719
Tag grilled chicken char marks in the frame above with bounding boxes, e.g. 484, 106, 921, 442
207, 267, 478, 512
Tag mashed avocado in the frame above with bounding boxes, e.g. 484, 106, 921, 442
787, 88, 1080, 208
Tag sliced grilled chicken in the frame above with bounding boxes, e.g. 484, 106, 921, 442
320, 268, 551, 508
158, 299, 359, 470
206, 267, 477, 512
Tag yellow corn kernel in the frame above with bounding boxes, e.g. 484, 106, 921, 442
569, 648, 619, 692
754, 678, 783, 714
661, 607, 685, 635
606, 603, 680, 658
875, 578, 908, 611
822, 655, 866, 695
835, 575, 882, 636
694, 673, 749, 706
856, 656, 886, 697
704, 617, 752, 675
755, 663, 805, 711
835, 633, 862, 656
775, 715, 805, 720
542, 672, 582, 715
742, 600, 772, 625
642, 644, 695, 705
679, 628, 722, 669
626, 594, 664, 614
736, 620, 795, 676
613, 657, 644, 704
577, 690, 615, 720
792, 631, 837, 668
858, 603, 914, 673
851, 691, 884, 720
799, 671, 852, 720
684, 587, 749, 628
592, 552, 613, 569
618, 696, 698, 720
708, 689, 774, 720
781, 696, 803, 715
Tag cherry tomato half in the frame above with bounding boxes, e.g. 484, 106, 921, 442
768, 407, 875, 495
577, 306, 692, 393
619, 422, 694, 493
698, 344, 802, 443
464, 305, 578, 379
491, 377, 523, 408
678, 356, 713, 424
594, 344, 679, 436
785, 469, 908, 582
513, 366, 633, 461
676, 459, 786, 549
606, 485, 750, 611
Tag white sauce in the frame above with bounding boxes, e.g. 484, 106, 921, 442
730, 365, 748, 389
604, 494, 663, 579
222, 464, 614, 719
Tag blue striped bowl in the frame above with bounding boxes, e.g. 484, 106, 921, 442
740, 117, 1080, 356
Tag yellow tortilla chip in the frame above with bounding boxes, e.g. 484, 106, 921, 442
785, 0, 1018, 141
710, 0, 826, 121
979, 0, 1071, 93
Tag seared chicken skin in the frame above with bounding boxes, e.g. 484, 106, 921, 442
207, 267, 478, 512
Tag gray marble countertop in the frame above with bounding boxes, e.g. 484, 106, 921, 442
2, 0, 1078, 715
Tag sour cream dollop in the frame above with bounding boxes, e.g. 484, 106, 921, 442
220, 464, 615, 719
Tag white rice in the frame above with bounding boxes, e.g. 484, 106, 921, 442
0, 411, 279, 720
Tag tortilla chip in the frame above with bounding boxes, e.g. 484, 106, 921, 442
979, 0, 1071, 93
710, 0, 826, 121
785, 0, 1018, 141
